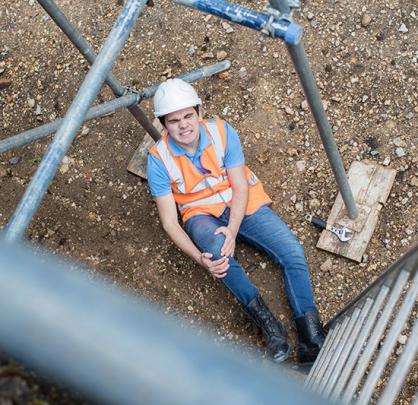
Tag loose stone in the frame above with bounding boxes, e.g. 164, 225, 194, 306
221, 22, 234, 33
393, 137, 406, 147
201, 52, 214, 60
296, 160, 306, 173
216, 50, 227, 60
398, 23, 408, 33
361, 14, 372, 27
320, 258, 333, 272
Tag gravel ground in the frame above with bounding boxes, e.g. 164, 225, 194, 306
0, 0, 417, 403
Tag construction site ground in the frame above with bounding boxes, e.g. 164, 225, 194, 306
0, 0, 417, 403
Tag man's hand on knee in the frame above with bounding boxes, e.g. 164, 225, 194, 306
199, 252, 229, 278
214, 226, 236, 258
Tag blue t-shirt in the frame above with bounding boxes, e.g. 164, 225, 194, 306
147, 121, 245, 197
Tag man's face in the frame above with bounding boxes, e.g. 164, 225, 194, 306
163, 107, 200, 152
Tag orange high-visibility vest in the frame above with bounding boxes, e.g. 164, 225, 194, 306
149, 119, 271, 222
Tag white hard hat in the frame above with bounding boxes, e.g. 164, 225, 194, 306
153, 78, 202, 117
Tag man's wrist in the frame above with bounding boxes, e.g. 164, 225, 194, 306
227, 223, 239, 237
194, 252, 203, 266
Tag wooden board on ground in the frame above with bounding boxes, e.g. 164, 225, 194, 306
316, 160, 396, 262
127, 119, 164, 179
0, 78, 12, 89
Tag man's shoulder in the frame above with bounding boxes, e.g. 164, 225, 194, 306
203, 117, 230, 128
148, 135, 169, 157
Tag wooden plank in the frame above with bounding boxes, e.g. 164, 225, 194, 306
316, 160, 396, 262
127, 133, 155, 179
127, 119, 163, 179
0, 77, 12, 89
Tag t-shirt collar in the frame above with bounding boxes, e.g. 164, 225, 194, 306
167, 123, 211, 158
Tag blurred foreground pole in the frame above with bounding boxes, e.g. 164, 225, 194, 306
0, 242, 327, 405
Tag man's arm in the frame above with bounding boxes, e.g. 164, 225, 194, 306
215, 164, 249, 257
155, 193, 229, 278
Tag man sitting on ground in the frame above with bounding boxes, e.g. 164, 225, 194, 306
147, 78, 325, 364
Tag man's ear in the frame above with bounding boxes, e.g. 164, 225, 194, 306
198, 107, 203, 121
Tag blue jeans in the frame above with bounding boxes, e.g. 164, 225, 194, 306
184, 205, 317, 319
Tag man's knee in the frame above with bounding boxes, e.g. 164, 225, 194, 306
187, 224, 225, 257
199, 232, 225, 258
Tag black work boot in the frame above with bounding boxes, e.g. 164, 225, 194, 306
244, 295, 290, 363
295, 310, 326, 365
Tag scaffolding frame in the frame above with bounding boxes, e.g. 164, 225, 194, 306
1, 0, 357, 241
1, 0, 229, 241
0, 2, 416, 403
176, 0, 358, 219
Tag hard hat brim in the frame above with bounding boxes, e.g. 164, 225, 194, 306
154, 98, 202, 117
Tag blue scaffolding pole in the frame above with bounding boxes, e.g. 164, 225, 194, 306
176, 0, 358, 219
0, 61, 230, 154
37, 0, 161, 141
3, 0, 147, 241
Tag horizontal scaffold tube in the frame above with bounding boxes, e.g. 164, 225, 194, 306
0, 94, 138, 154
0, 60, 231, 154
175, 0, 302, 45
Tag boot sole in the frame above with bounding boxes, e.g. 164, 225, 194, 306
272, 346, 291, 363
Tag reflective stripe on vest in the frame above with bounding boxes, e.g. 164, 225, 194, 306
155, 139, 186, 193
155, 120, 228, 196
178, 187, 233, 210
189, 173, 229, 193
248, 170, 258, 186
205, 120, 225, 168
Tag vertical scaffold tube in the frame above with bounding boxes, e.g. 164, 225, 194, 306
286, 43, 358, 218
266, 0, 357, 218
3, 0, 147, 241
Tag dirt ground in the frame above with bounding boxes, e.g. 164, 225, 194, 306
0, 0, 417, 403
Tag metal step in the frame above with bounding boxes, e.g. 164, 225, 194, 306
316, 307, 361, 395
341, 269, 410, 404
306, 321, 343, 388
377, 318, 418, 405
320, 299, 373, 398
329, 289, 388, 400
312, 316, 352, 392
305, 321, 342, 387
357, 270, 418, 405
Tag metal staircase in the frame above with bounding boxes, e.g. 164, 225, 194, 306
305, 244, 418, 404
